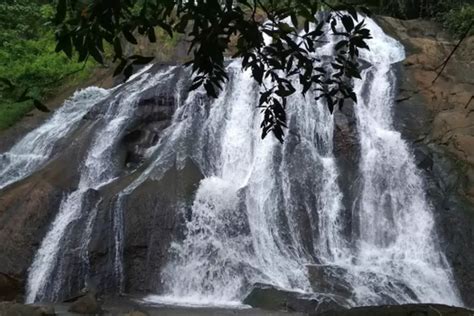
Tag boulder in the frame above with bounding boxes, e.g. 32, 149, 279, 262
68, 292, 102, 314
307, 265, 418, 305
243, 283, 348, 314
34, 305, 56, 315
307, 265, 353, 300
0, 302, 53, 316
316, 304, 474, 316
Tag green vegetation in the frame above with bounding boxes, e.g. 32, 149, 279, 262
440, 3, 474, 37
0, 0, 95, 130
355, 0, 474, 36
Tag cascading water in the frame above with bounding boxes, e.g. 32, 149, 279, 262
145, 63, 318, 306
307, 18, 463, 306
25, 67, 176, 303
0, 87, 109, 190
143, 17, 462, 306
1, 15, 460, 308
343, 19, 461, 305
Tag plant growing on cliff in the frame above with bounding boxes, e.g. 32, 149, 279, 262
355, 0, 474, 36
50, 0, 374, 142
441, 4, 474, 37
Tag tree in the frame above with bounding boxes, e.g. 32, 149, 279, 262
53, 0, 373, 142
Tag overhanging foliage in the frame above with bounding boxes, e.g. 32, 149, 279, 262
53, 0, 373, 142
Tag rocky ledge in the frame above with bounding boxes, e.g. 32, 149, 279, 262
2, 298, 474, 316
243, 283, 474, 315
243, 283, 349, 314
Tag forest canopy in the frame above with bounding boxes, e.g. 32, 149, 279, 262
0, 0, 95, 129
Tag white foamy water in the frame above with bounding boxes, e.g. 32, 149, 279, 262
0, 87, 109, 190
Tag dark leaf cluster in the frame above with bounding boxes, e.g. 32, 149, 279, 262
52, 0, 372, 142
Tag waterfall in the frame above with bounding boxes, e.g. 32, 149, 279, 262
143, 18, 462, 306
321, 18, 463, 306
0, 15, 459, 308
358, 20, 461, 304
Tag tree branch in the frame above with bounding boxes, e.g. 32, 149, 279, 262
432, 21, 473, 84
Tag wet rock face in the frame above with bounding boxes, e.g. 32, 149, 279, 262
378, 16, 474, 203
0, 142, 86, 301
333, 103, 359, 159
85, 158, 203, 297
307, 265, 353, 300
0, 273, 21, 301
377, 17, 474, 307
68, 292, 102, 314
122, 158, 203, 294
307, 265, 418, 306
121, 68, 184, 168
243, 283, 348, 314
0, 176, 63, 278
333, 102, 361, 240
